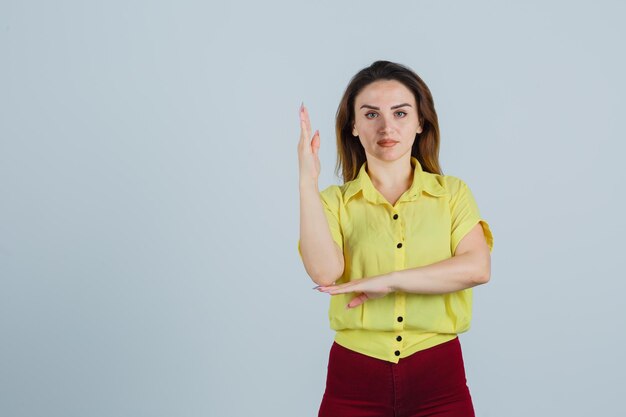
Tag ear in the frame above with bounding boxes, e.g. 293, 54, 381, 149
416, 120, 423, 134
352, 126, 358, 137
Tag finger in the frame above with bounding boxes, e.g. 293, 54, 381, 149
347, 293, 368, 309
302, 104, 312, 141
312, 130, 320, 154
318, 281, 350, 291
322, 285, 354, 295
299, 105, 309, 144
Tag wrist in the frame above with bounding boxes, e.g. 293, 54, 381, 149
299, 179, 319, 190
384, 271, 399, 292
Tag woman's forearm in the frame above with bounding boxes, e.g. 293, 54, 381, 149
387, 251, 490, 295
299, 181, 344, 286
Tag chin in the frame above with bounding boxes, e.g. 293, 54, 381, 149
371, 154, 403, 163
371, 149, 410, 160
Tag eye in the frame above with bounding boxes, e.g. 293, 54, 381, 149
365, 112, 378, 119
395, 111, 407, 117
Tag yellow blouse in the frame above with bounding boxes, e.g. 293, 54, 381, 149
298, 156, 493, 363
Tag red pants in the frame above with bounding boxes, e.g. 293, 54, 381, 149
318, 336, 475, 417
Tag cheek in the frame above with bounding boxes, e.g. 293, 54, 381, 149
355, 123, 371, 137
361, 119, 382, 132
403, 122, 420, 135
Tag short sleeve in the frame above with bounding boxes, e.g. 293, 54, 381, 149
448, 177, 494, 255
297, 185, 344, 259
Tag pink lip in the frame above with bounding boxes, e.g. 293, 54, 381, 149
377, 140, 398, 147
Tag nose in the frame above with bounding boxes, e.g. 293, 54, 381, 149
378, 113, 394, 133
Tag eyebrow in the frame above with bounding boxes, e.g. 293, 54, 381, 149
359, 103, 413, 110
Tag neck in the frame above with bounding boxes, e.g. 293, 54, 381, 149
365, 155, 413, 190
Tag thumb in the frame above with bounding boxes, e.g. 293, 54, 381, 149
346, 293, 368, 309
312, 130, 320, 155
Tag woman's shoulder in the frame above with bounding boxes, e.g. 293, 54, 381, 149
319, 177, 361, 204
437, 173, 483, 206
439, 174, 467, 192
418, 169, 470, 199
320, 183, 343, 193
319, 183, 345, 205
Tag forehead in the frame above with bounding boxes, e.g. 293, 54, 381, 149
354, 79, 416, 106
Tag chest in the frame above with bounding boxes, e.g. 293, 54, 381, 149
341, 196, 453, 271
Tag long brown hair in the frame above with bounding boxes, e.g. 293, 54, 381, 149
334, 60, 443, 183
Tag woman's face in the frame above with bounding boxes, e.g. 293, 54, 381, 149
352, 79, 422, 163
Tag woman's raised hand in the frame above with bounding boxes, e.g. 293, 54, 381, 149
297, 103, 321, 185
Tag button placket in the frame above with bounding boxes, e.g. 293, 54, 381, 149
393, 207, 406, 358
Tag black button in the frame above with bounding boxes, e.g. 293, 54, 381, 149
393, 214, 398, 220
396, 335, 402, 341
397, 316, 403, 322
394, 350, 400, 356
397, 243, 402, 248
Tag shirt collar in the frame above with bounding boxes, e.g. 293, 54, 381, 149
344, 156, 447, 205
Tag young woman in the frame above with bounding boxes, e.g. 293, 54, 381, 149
297, 60, 493, 417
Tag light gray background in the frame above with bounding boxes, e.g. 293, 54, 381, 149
1, 0, 624, 416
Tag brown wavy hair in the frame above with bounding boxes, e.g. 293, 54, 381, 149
334, 60, 443, 183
